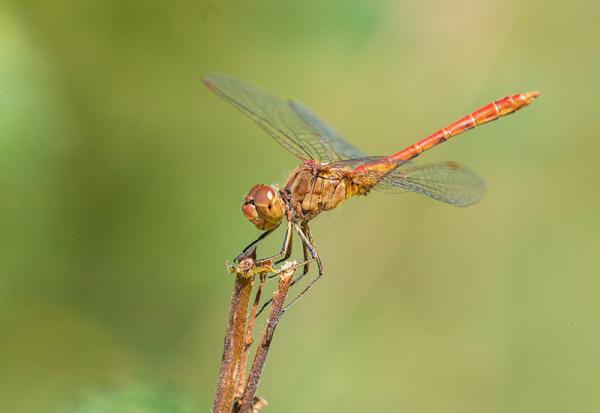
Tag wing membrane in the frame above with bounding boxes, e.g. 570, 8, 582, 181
373, 161, 486, 207
289, 100, 366, 160
205, 74, 362, 162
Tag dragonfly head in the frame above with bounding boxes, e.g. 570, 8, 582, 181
242, 184, 284, 231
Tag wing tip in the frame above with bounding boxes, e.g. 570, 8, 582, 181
455, 196, 485, 208
203, 74, 216, 90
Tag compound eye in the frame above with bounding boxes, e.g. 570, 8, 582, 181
253, 186, 277, 208
242, 184, 283, 230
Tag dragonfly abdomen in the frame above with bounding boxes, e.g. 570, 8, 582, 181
387, 91, 540, 163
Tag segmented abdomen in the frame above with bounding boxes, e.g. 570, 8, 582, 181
386, 91, 539, 163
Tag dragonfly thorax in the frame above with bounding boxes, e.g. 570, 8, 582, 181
242, 184, 285, 231
285, 164, 358, 221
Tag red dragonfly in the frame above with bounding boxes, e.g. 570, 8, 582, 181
205, 74, 538, 299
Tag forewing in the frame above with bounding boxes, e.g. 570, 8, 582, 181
289, 100, 366, 160
326, 156, 390, 168
204, 74, 340, 162
374, 161, 486, 207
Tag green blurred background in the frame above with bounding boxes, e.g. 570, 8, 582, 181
1, 0, 599, 412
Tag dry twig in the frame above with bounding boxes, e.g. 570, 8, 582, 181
212, 247, 272, 413
235, 261, 296, 413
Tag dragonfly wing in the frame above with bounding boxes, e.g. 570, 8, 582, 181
289, 100, 366, 160
373, 161, 486, 207
204, 74, 341, 162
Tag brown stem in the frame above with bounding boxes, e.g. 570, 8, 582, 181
212, 273, 253, 413
235, 272, 267, 400
213, 247, 274, 413
237, 262, 296, 413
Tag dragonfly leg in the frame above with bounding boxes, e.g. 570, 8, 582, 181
273, 234, 294, 265
294, 223, 323, 275
268, 220, 320, 278
257, 220, 293, 268
257, 222, 322, 317
235, 227, 276, 263
256, 254, 317, 317
281, 223, 324, 313
286, 221, 313, 286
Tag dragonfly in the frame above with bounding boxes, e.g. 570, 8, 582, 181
205, 74, 539, 303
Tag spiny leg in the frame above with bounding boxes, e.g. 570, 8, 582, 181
268, 222, 313, 281
282, 223, 324, 313
235, 227, 276, 262
256, 253, 317, 318
257, 220, 293, 270
257, 223, 318, 317
266, 223, 321, 281
257, 230, 310, 313
288, 221, 312, 288
295, 222, 323, 275
273, 230, 294, 265
257, 222, 323, 317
